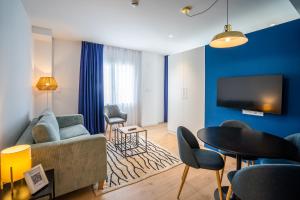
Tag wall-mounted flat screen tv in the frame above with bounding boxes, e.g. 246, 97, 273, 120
217, 75, 283, 114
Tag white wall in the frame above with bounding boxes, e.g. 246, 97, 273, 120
32, 36, 53, 116
53, 39, 81, 115
51, 41, 165, 125
140, 52, 165, 126
168, 47, 205, 135
0, 0, 33, 149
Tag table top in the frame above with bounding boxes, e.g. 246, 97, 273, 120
197, 127, 297, 160
0, 169, 54, 200
118, 126, 146, 134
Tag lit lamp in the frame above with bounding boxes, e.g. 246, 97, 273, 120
209, 0, 248, 48
36, 76, 58, 109
1, 145, 32, 198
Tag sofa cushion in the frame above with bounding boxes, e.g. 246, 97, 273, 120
38, 109, 53, 120
16, 118, 39, 145
59, 124, 89, 140
32, 112, 60, 143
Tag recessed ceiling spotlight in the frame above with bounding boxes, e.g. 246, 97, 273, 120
168, 34, 174, 39
131, 0, 139, 7
270, 23, 276, 27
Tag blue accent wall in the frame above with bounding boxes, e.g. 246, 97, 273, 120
205, 19, 300, 138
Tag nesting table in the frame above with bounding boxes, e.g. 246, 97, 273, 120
114, 125, 148, 157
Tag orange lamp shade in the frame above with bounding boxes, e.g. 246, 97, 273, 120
36, 76, 58, 91
1, 145, 32, 183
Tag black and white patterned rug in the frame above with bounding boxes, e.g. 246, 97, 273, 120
100, 138, 181, 193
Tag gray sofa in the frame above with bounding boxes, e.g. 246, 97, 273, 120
16, 112, 107, 197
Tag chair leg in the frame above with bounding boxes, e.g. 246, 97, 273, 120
247, 160, 250, 166
122, 123, 125, 127
105, 123, 108, 132
109, 124, 112, 141
252, 160, 255, 165
220, 155, 226, 183
226, 185, 232, 200
177, 165, 190, 199
216, 170, 224, 200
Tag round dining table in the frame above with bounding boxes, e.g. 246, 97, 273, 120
197, 126, 297, 170
197, 126, 298, 200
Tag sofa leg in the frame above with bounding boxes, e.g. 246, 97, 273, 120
98, 180, 105, 190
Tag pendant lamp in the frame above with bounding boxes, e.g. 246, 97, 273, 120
210, 0, 248, 48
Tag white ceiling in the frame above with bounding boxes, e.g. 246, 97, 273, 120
22, 0, 299, 55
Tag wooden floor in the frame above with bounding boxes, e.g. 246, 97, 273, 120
57, 124, 235, 200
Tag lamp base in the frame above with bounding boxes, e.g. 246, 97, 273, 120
1, 180, 30, 200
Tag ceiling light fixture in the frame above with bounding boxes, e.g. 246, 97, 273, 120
181, 6, 192, 15
131, 0, 139, 7
181, 0, 218, 17
209, 0, 248, 48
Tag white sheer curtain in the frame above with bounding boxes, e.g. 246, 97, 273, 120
103, 45, 141, 125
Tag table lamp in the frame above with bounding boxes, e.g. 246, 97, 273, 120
36, 76, 58, 109
1, 145, 32, 198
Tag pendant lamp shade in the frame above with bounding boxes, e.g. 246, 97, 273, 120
210, 24, 248, 48
210, 0, 248, 48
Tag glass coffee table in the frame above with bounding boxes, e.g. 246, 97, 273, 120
114, 125, 148, 157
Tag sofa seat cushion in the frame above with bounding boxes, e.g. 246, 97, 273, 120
108, 117, 125, 124
59, 124, 89, 140
32, 112, 60, 143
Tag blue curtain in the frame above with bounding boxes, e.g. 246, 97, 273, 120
78, 41, 105, 134
164, 56, 168, 122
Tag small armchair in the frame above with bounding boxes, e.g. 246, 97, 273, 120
104, 104, 127, 140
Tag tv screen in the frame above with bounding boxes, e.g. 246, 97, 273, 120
217, 75, 283, 114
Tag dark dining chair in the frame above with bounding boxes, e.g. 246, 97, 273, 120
227, 164, 300, 200
177, 126, 224, 200
219, 120, 257, 182
260, 132, 300, 165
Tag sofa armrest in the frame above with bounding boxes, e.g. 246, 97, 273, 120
56, 114, 84, 128
31, 134, 107, 196
120, 112, 127, 122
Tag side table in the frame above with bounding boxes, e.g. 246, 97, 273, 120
0, 169, 55, 200
114, 125, 148, 157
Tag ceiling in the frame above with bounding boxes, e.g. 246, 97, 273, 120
22, 0, 299, 55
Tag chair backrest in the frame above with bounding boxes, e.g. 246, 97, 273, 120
177, 126, 200, 168
104, 104, 121, 118
232, 164, 300, 200
220, 120, 252, 130
285, 133, 300, 161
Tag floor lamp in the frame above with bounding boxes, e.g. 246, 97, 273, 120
36, 76, 58, 109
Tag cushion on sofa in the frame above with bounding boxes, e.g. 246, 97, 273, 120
59, 124, 89, 140
16, 118, 39, 145
32, 112, 60, 143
